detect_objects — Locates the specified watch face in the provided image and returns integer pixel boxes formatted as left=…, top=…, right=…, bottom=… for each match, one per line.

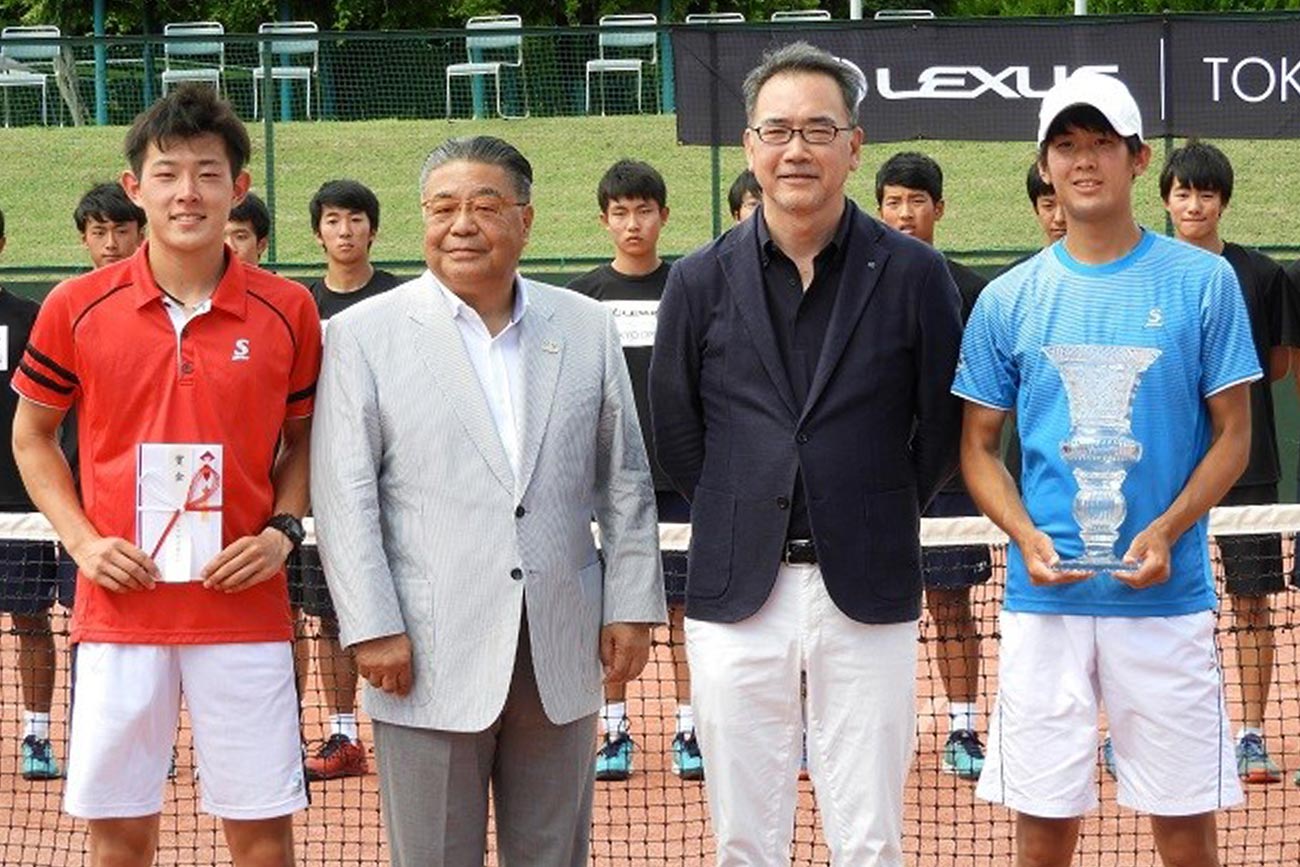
left=271, top=514, right=305, bottom=545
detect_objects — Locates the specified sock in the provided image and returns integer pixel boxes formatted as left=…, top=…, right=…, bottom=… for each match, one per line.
left=948, top=702, right=977, bottom=734
left=24, top=711, right=50, bottom=741
left=1238, top=726, right=1263, bottom=743
left=676, top=704, right=695, bottom=735
left=601, top=702, right=627, bottom=736
left=330, top=713, right=359, bottom=742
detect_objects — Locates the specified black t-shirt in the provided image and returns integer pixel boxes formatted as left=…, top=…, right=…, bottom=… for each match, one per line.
left=568, top=262, right=673, bottom=493
left=945, top=255, right=988, bottom=324
left=1221, top=243, right=1296, bottom=491
left=309, top=269, right=403, bottom=321
left=0, top=289, right=40, bottom=510
left=935, top=256, right=988, bottom=502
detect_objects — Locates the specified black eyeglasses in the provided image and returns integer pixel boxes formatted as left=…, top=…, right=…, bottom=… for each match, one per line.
left=748, top=124, right=854, bottom=145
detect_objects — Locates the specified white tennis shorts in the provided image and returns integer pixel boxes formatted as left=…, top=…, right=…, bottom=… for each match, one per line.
left=64, top=641, right=307, bottom=820
left=976, top=609, right=1243, bottom=818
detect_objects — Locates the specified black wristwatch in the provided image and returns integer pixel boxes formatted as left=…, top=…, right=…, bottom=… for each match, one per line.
left=265, top=513, right=306, bottom=553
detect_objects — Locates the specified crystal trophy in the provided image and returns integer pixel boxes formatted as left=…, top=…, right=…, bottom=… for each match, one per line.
left=1042, top=344, right=1161, bottom=572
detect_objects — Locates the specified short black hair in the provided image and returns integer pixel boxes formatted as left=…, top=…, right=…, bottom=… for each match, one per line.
left=74, top=182, right=147, bottom=233
left=875, top=151, right=943, bottom=206
left=1159, top=139, right=1233, bottom=205
left=229, top=191, right=271, bottom=240
left=310, top=179, right=381, bottom=234
left=1038, top=105, right=1142, bottom=162
left=597, top=159, right=667, bottom=212
left=124, top=83, right=250, bottom=177
left=1026, top=162, right=1055, bottom=205
left=727, top=170, right=762, bottom=217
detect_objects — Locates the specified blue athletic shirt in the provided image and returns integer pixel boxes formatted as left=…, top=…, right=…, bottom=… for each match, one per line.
left=952, top=230, right=1261, bottom=616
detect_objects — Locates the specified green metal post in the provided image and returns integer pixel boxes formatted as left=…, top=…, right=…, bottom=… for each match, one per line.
left=659, top=0, right=674, bottom=113
left=263, top=41, right=277, bottom=264
left=278, top=0, right=293, bottom=122
left=711, top=144, right=722, bottom=237
left=1162, top=134, right=1174, bottom=237
left=93, top=0, right=108, bottom=125
left=141, top=1, right=156, bottom=106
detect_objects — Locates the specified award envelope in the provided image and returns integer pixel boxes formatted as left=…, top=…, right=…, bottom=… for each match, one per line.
left=136, top=443, right=223, bottom=583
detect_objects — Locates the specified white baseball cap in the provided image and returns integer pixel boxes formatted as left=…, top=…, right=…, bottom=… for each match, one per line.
left=1036, top=70, right=1143, bottom=146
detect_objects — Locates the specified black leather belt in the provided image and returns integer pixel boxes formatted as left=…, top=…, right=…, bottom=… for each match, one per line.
left=783, top=538, right=818, bottom=565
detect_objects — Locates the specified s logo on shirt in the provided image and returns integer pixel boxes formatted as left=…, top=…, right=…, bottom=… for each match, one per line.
left=231, top=338, right=251, bottom=362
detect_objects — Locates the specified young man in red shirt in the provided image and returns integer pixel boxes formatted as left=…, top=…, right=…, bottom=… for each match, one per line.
left=12, top=83, right=320, bottom=867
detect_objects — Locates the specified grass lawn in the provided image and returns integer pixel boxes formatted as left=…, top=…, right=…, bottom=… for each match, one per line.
left=1, top=114, right=1298, bottom=276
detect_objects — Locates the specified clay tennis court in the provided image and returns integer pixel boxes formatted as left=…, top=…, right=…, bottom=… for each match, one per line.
left=1, top=540, right=1298, bottom=866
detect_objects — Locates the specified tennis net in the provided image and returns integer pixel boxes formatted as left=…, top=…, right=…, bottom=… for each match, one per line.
left=0, top=505, right=1297, bottom=865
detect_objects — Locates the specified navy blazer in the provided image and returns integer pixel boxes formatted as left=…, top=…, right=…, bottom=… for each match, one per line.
left=649, top=203, right=964, bottom=625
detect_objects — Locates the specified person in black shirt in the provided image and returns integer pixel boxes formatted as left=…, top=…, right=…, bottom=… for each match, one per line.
left=570, top=159, right=704, bottom=781
left=728, top=169, right=762, bottom=223
left=74, top=182, right=145, bottom=270
left=224, top=191, right=270, bottom=267
left=994, top=164, right=1068, bottom=280
left=1161, top=140, right=1298, bottom=785
left=0, top=210, right=63, bottom=779
left=875, top=151, right=991, bottom=781
left=1026, top=162, right=1066, bottom=248
left=303, top=179, right=402, bottom=781
left=308, top=179, right=403, bottom=322
left=223, top=190, right=325, bottom=710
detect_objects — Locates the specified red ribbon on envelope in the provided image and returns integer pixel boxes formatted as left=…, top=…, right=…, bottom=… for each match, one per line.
left=148, top=463, right=222, bottom=561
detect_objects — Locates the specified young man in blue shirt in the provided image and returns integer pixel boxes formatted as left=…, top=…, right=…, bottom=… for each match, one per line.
left=955, top=71, right=1255, bottom=867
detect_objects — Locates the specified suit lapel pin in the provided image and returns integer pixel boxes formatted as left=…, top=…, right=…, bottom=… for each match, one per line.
left=542, top=340, right=561, bottom=354
left=867, top=261, right=876, bottom=269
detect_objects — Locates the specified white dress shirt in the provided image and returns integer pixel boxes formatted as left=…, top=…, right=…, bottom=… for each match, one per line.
left=433, top=271, right=528, bottom=480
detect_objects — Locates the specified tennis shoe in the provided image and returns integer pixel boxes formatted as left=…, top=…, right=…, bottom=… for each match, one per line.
left=1236, top=733, right=1282, bottom=784
left=595, top=732, right=635, bottom=781
left=941, top=729, right=984, bottom=780
left=21, top=735, right=61, bottom=780
left=671, top=730, right=704, bottom=781
left=305, top=733, right=370, bottom=781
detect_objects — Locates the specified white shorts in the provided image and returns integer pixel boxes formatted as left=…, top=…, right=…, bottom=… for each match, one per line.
left=64, top=641, right=308, bottom=820
left=976, top=610, right=1242, bottom=818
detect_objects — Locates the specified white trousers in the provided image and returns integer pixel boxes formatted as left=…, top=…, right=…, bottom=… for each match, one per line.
left=686, top=563, right=918, bottom=867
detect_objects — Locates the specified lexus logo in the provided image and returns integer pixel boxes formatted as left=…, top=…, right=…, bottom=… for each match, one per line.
left=873, top=64, right=1120, bottom=100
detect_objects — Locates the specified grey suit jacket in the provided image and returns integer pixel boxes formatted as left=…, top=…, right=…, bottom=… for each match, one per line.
left=311, top=271, right=665, bottom=731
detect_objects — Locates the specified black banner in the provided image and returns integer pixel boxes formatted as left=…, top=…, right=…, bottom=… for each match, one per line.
left=672, top=15, right=1300, bottom=144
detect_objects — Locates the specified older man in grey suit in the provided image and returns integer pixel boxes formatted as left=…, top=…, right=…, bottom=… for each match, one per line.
left=311, top=135, right=666, bottom=867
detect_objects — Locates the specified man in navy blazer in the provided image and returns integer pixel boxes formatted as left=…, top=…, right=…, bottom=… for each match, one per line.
left=650, top=41, right=963, bottom=867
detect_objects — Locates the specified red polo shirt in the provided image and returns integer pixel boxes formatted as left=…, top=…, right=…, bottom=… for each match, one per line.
left=13, top=244, right=321, bottom=644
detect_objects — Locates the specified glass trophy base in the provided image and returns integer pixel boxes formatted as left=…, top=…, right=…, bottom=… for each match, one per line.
left=1052, top=556, right=1136, bottom=573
